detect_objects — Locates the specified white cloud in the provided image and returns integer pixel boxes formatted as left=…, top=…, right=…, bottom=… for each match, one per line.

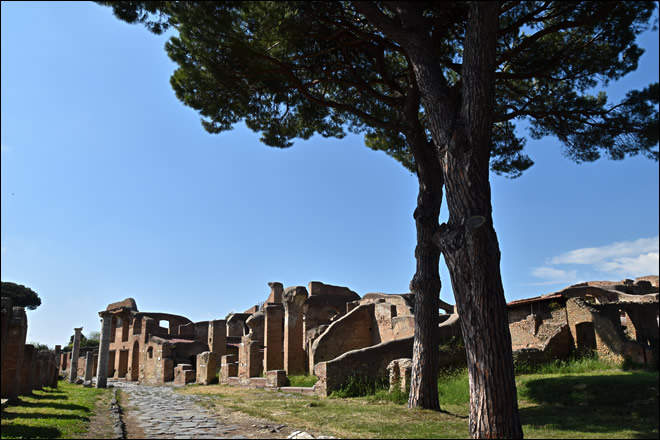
left=529, top=267, right=578, bottom=285
left=550, top=236, right=659, bottom=265
left=598, top=252, right=659, bottom=275
left=531, top=236, right=659, bottom=284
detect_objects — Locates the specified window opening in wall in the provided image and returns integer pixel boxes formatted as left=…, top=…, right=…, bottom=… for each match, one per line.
left=159, top=320, right=170, bottom=333
left=147, top=347, right=153, bottom=359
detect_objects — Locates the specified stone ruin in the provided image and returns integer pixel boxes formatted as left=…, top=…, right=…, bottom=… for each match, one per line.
left=59, top=298, right=228, bottom=388
left=218, top=281, right=461, bottom=395
left=508, top=275, right=659, bottom=367
left=9, top=273, right=650, bottom=398
left=1, top=298, right=59, bottom=401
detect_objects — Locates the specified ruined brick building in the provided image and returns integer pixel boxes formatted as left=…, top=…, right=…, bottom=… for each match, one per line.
left=75, top=298, right=227, bottom=387
left=54, top=275, right=657, bottom=396
left=508, top=276, right=659, bottom=367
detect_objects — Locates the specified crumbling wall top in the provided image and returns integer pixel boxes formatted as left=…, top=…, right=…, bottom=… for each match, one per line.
left=308, top=282, right=360, bottom=300
left=105, top=298, right=138, bottom=312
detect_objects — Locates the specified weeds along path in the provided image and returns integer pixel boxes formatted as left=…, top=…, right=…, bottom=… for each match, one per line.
left=111, top=380, right=298, bottom=439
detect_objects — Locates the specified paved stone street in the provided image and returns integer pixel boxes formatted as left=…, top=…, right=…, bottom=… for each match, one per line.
left=111, top=380, right=246, bottom=439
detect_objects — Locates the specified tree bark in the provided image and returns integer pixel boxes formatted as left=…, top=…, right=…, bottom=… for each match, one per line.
left=403, top=88, right=444, bottom=409
left=438, top=3, right=523, bottom=437
left=355, top=2, right=523, bottom=434
left=388, top=2, right=523, bottom=437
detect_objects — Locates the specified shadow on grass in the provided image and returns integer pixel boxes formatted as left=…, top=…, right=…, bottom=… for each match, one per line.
left=25, top=393, right=68, bottom=400
left=519, top=372, right=659, bottom=438
left=0, top=424, right=61, bottom=439
left=2, top=411, right=90, bottom=421
left=12, top=398, right=90, bottom=412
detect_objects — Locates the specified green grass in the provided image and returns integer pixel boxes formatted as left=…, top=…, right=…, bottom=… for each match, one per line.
left=179, top=358, right=659, bottom=439
left=514, top=354, right=618, bottom=375
left=1, top=380, right=111, bottom=439
left=518, top=370, right=659, bottom=439
left=286, top=374, right=318, bottom=387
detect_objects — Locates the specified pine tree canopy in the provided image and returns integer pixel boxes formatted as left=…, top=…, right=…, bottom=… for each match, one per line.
left=98, top=1, right=658, bottom=178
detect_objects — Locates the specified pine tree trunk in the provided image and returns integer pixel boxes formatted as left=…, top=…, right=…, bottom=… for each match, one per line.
left=357, top=1, right=523, bottom=433
left=439, top=142, right=523, bottom=438
left=391, top=2, right=523, bottom=436
left=406, top=130, right=443, bottom=410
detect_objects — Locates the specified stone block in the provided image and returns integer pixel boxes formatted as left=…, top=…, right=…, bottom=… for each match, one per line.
left=266, top=370, right=287, bottom=388
left=387, top=358, right=412, bottom=393
left=221, top=354, right=238, bottom=382
left=174, top=364, right=195, bottom=385
left=196, top=351, right=218, bottom=385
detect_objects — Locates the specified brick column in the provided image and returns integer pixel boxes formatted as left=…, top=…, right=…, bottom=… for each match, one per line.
left=84, top=351, right=94, bottom=381
left=54, top=345, right=61, bottom=381
left=208, top=319, right=227, bottom=359
left=1, top=305, right=27, bottom=400
left=264, top=303, right=284, bottom=372
left=96, top=313, right=112, bottom=388
left=283, top=286, right=308, bottom=374
left=18, top=344, right=36, bottom=395
left=68, top=327, right=83, bottom=383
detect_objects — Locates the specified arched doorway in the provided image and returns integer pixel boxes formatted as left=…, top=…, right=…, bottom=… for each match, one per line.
left=130, top=341, right=140, bottom=381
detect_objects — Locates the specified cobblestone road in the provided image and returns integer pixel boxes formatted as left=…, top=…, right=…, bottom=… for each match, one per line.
left=111, top=380, right=246, bottom=439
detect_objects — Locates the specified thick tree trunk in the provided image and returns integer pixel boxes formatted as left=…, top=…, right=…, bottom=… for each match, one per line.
left=356, top=2, right=523, bottom=433
left=387, top=2, right=522, bottom=437
left=439, top=141, right=523, bottom=438
left=405, top=121, right=443, bottom=410
left=437, top=3, right=523, bottom=437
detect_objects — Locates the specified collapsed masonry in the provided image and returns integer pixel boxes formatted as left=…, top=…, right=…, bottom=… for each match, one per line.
left=1, top=298, right=59, bottom=400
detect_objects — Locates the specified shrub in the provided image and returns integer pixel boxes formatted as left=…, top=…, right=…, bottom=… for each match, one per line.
left=330, top=375, right=389, bottom=398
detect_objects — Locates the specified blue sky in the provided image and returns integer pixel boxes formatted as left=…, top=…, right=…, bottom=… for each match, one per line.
left=1, top=2, right=658, bottom=349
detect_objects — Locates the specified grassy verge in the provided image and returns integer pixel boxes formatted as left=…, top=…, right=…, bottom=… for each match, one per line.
left=178, top=360, right=658, bottom=439
left=286, top=374, right=318, bottom=387
left=1, top=380, right=111, bottom=439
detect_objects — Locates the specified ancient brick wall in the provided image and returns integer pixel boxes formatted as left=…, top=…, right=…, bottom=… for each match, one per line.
left=314, top=337, right=414, bottom=396
left=565, top=297, right=656, bottom=365
left=310, top=304, right=376, bottom=369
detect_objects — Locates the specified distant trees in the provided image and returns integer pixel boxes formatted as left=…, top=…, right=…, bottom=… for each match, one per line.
left=1, top=281, right=42, bottom=310
left=66, top=331, right=101, bottom=350
left=29, top=341, right=51, bottom=352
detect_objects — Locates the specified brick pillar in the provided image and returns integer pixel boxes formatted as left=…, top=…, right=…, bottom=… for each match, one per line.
left=50, top=345, right=62, bottom=388
left=208, top=319, right=227, bottom=360
left=84, top=351, right=94, bottom=381
left=34, top=353, right=44, bottom=390
left=264, top=303, right=284, bottom=372
left=196, top=351, right=218, bottom=385
left=19, top=344, right=36, bottom=395
left=96, top=313, right=112, bottom=388
left=267, top=282, right=284, bottom=304
left=283, top=286, right=308, bottom=374
left=39, top=350, right=53, bottom=388
left=68, top=327, right=83, bottom=383
left=238, top=335, right=262, bottom=379
left=1, top=305, right=27, bottom=400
